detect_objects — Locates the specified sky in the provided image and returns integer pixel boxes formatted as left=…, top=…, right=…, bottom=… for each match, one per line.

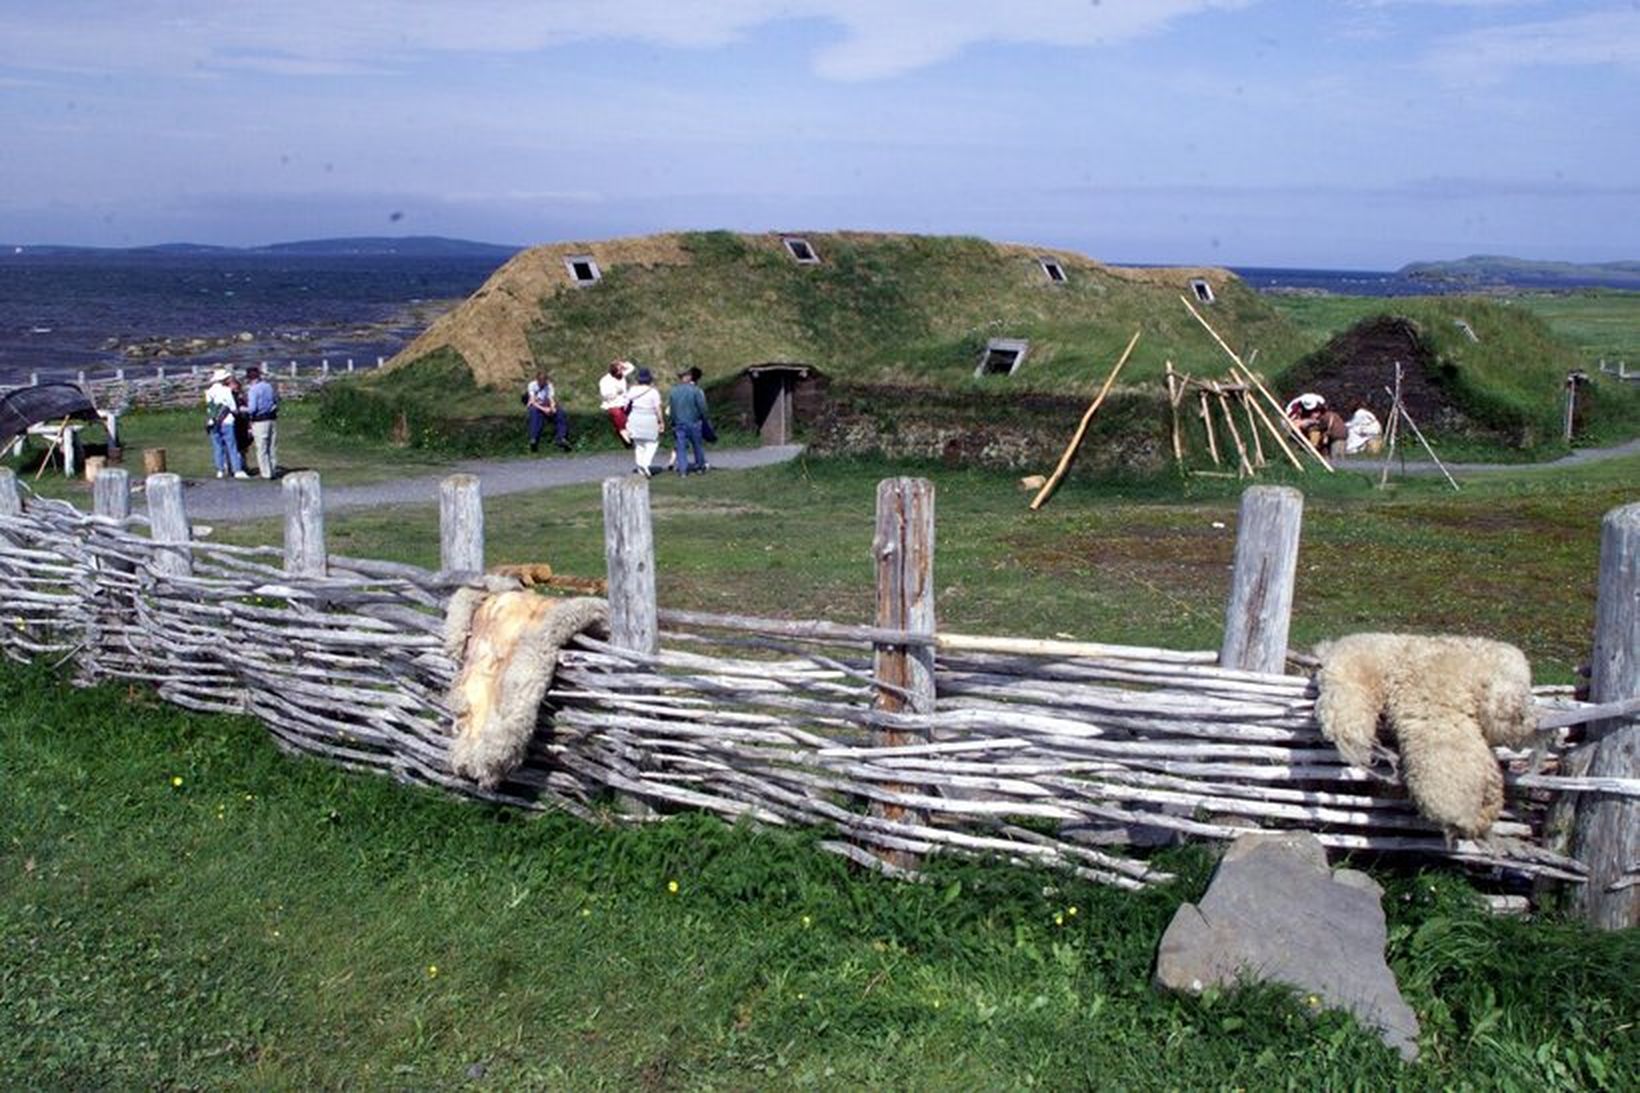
left=0, top=0, right=1636, bottom=268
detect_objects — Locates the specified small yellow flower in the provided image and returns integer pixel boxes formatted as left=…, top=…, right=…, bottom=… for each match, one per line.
left=170, top=776, right=183, bottom=788
left=667, top=880, right=679, bottom=894
left=581, top=908, right=591, bottom=917
left=801, top=915, right=812, bottom=928
left=1053, top=912, right=1064, bottom=926
left=427, top=964, right=439, bottom=978
left=1067, top=906, right=1078, bottom=917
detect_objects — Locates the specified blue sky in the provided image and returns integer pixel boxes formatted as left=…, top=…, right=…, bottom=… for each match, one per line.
left=1, top=0, right=1636, bottom=267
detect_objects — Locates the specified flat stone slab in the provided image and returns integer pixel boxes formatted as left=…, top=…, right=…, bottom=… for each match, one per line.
left=1154, top=831, right=1420, bottom=1061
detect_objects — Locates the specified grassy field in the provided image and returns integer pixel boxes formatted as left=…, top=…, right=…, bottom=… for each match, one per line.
left=204, top=449, right=1640, bottom=685
left=4, top=664, right=1636, bottom=1089
left=3, top=445, right=1638, bottom=1087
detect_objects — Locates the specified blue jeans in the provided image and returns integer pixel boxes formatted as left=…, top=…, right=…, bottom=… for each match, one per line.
left=673, top=420, right=705, bottom=475
left=208, top=422, right=244, bottom=475
left=528, top=406, right=568, bottom=447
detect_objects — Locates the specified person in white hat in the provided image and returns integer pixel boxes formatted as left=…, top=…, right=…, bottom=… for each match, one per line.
left=204, top=366, right=249, bottom=479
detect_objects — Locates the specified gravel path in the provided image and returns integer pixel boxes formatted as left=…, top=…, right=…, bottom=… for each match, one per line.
left=154, top=444, right=805, bottom=523
left=1332, top=436, right=1640, bottom=478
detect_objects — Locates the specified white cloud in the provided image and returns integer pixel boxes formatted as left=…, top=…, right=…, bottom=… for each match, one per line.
left=0, top=0, right=1255, bottom=82
left=1422, top=8, right=1640, bottom=84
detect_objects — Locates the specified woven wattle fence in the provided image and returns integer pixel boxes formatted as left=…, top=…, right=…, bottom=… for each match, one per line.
left=1, top=467, right=1636, bottom=915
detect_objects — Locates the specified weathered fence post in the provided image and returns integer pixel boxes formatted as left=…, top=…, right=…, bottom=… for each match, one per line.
left=602, top=475, right=658, bottom=816
left=282, top=471, right=326, bottom=577
left=0, top=467, right=19, bottom=517
left=1570, top=502, right=1640, bottom=929
left=93, top=467, right=130, bottom=522
left=602, top=476, right=657, bottom=655
left=871, top=477, right=936, bottom=870
left=145, top=472, right=192, bottom=577
left=1219, top=486, right=1304, bottom=674
left=93, top=468, right=132, bottom=574
left=439, top=475, right=484, bottom=576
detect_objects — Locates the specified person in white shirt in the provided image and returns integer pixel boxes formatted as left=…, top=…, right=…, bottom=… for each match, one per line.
left=599, top=359, right=635, bottom=446
left=623, top=367, right=664, bottom=476
left=1344, top=403, right=1384, bottom=455
left=203, top=366, right=249, bottom=479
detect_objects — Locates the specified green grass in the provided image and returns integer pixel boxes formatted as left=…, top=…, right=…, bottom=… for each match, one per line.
left=203, top=450, right=1640, bottom=685
left=4, top=664, right=1636, bottom=1088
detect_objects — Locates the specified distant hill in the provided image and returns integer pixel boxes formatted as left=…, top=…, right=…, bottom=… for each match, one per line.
left=1399, top=255, right=1640, bottom=287
left=4, top=236, right=520, bottom=259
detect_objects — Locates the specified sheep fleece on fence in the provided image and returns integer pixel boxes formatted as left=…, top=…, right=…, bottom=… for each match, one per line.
left=1313, top=633, right=1537, bottom=838
left=444, top=590, right=609, bottom=788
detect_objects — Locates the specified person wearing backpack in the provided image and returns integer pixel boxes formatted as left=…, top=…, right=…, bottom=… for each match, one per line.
left=525, top=370, right=570, bottom=453
left=204, top=366, right=249, bottom=479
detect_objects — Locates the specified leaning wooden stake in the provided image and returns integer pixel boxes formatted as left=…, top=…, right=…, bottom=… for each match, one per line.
left=1198, top=391, right=1221, bottom=466
left=1030, top=329, right=1141, bottom=510
left=873, top=477, right=936, bottom=871
left=1384, top=387, right=1460, bottom=492
left=1214, top=384, right=1255, bottom=478
left=1219, top=486, right=1304, bottom=674
left=1238, top=379, right=1306, bottom=472
left=1570, top=502, right=1640, bottom=929
left=1379, top=362, right=1404, bottom=489
left=1164, top=361, right=1185, bottom=468
left=1240, top=391, right=1266, bottom=467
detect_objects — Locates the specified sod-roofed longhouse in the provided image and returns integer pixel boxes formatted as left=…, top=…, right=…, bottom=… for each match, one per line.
left=383, top=230, right=1303, bottom=401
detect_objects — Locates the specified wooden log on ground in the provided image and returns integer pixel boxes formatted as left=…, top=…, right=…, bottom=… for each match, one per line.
left=145, top=472, right=192, bottom=578
left=282, top=471, right=327, bottom=577
left=1571, top=502, right=1640, bottom=928
left=873, top=477, right=936, bottom=869
left=439, top=474, right=484, bottom=576
left=1219, top=486, right=1303, bottom=674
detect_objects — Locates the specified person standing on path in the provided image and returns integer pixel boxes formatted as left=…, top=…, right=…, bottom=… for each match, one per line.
left=526, top=370, right=570, bottom=452
left=668, top=366, right=709, bottom=476
left=204, top=366, right=249, bottom=479
left=244, top=366, right=280, bottom=478
left=599, top=359, right=635, bottom=446
left=624, top=367, right=664, bottom=476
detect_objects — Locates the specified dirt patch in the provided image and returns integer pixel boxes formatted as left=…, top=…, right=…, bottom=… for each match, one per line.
left=1282, top=316, right=1469, bottom=431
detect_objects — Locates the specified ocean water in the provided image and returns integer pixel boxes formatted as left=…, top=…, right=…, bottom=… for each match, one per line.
left=0, top=252, right=507, bottom=385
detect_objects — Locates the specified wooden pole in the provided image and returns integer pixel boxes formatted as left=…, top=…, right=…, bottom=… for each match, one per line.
left=1219, top=486, right=1304, bottom=674
left=1391, top=398, right=1460, bottom=492
left=1198, top=391, right=1221, bottom=466
left=1214, top=385, right=1255, bottom=478
left=1563, top=375, right=1577, bottom=443
left=32, top=417, right=72, bottom=481
left=93, top=467, right=130, bottom=523
left=1570, top=503, right=1640, bottom=929
left=1164, top=361, right=1185, bottom=468
left=1178, top=294, right=1332, bottom=471
left=145, top=472, right=192, bottom=578
left=282, top=471, right=327, bottom=577
left=603, top=476, right=657, bottom=656
left=1379, top=362, right=1403, bottom=489
left=873, top=477, right=936, bottom=871
left=439, top=474, right=485, bottom=576
left=92, top=468, right=133, bottom=575
left=1241, top=390, right=1266, bottom=467
left=1029, top=329, right=1141, bottom=510
left=1238, top=380, right=1306, bottom=472
left=0, top=467, right=19, bottom=518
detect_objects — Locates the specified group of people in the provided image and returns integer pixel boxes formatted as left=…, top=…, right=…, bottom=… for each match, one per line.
left=203, top=365, right=279, bottom=480
left=590, top=359, right=715, bottom=477
left=1284, top=392, right=1382, bottom=457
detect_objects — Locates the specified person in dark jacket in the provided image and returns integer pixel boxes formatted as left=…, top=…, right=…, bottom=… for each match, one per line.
left=667, top=367, right=708, bottom=476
